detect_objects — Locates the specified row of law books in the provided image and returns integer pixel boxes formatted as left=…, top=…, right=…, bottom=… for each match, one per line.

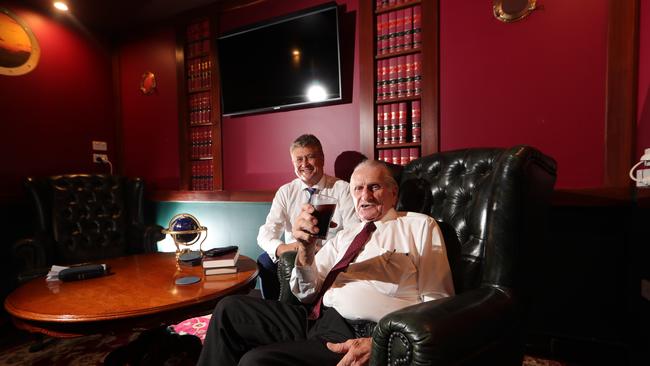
left=202, top=246, right=240, bottom=275
left=186, top=39, right=210, bottom=59
left=190, top=126, right=213, bottom=159
left=189, top=92, right=211, bottom=125
left=191, top=160, right=214, bottom=191
left=375, top=0, right=413, bottom=10
left=187, top=57, right=212, bottom=92
left=376, top=5, right=422, bottom=55
left=376, top=101, right=421, bottom=145
left=186, top=19, right=210, bottom=42
left=376, top=54, right=421, bottom=101
left=379, top=148, right=420, bottom=166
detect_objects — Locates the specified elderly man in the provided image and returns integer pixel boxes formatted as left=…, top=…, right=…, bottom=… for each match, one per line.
left=256, top=134, right=357, bottom=299
left=198, top=160, right=454, bottom=366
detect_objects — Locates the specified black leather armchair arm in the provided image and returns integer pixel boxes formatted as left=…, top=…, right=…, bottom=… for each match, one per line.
left=11, top=237, right=49, bottom=283
left=277, top=250, right=302, bottom=306
left=371, top=287, right=521, bottom=366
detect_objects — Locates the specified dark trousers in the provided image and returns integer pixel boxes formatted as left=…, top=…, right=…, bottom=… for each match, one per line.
left=257, top=252, right=279, bottom=300
left=196, top=295, right=356, bottom=366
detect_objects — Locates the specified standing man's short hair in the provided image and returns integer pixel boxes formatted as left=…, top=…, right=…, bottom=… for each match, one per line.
left=290, top=134, right=323, bottom=154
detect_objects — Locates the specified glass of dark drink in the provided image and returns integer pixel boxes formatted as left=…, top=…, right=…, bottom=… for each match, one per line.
left=310, top=193, right=338, bottom=239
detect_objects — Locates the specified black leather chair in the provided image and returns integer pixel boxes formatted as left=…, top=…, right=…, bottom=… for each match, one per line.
left=11, top=174, right=164, bottom=283
left=278, top=145, right=557, bottom=365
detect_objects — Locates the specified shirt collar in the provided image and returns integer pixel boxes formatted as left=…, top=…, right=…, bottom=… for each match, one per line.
left=363, top=208, right=398, bottom=229
left=298, top=174, right=327, bottom=191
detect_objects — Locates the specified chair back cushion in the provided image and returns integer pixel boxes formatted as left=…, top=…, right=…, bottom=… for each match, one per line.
left=396, top=146, right=556, bottom=294
left=26, top=174, right=145, bottom=264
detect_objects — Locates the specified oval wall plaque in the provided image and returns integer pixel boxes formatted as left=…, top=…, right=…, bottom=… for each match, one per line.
left=0, top=7, right=40, bottom=76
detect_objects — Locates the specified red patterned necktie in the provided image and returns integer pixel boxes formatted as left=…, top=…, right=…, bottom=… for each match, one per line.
left=308, top=221, right=377, bottom=320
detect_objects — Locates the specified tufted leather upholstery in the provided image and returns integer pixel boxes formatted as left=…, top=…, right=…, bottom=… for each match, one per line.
left=12, top=174, right=164, bottom=283
left=277, top=146, right=557, bottom=365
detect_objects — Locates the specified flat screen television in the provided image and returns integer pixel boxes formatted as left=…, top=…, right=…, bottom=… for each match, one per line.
left=217, top=3, right=342, bottom=116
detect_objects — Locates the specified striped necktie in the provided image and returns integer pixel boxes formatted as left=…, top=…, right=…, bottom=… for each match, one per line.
left=308, top=221, right=377, bottom=320
left=306, top=187, right=317, bottom=202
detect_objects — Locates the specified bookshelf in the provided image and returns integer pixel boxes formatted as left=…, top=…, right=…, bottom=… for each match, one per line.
left=360, top=0, right=439, bottom=163
left=178, top=17, right=223, bottom=191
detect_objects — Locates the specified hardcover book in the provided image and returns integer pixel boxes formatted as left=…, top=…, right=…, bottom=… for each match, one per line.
left=202, top=248, right=240, bottom=268
left=204, top=266, right=238, bottom=275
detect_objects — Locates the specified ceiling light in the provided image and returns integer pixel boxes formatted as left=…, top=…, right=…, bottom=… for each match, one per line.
left=53, top=2, right=69, bottom=12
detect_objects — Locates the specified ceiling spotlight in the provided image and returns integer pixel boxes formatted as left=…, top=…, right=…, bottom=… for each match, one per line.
left=53, top=2, right=69, bottom=12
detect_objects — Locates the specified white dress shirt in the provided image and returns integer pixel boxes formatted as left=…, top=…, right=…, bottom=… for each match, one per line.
left=257, top=174, right=359, bottom=262
left=290, top=208, right=455, bottom=322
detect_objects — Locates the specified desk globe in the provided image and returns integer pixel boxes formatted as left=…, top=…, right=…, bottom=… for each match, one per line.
left=162, top=213, right=207, bottom=263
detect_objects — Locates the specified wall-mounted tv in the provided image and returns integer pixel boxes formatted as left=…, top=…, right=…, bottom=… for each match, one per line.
left=217, top=3, right=342, bottom=116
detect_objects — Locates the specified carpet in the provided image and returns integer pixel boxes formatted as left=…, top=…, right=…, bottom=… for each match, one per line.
left=0, top=316, right=567, bottom=365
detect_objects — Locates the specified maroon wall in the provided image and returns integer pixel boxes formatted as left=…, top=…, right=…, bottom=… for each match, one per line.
left=117, top=29, right=181, bottom=191
left=638, top=0, right=650, bottom=160
left=440, top=0, right=608, bottom=188
left=218, top=0, right=361, bottom=190
left=0, top=5, right=116, bottom=200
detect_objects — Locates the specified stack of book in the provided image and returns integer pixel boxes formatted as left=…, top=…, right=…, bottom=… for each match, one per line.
left=202, top=246, right=239, bottom=275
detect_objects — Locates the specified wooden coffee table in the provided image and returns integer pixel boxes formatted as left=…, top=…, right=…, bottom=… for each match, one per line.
left=4, top=252, right=258, bottom=337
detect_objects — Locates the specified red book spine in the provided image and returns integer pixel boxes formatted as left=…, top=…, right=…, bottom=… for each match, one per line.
left=388, top=57, right=397, bottom=100
left=397, top=56, right=406, bottom=98
left=390, top=103, right=398, bottom=144
left=413, top=53, right=422, bottom=96
left=392, top=149, right=400, bottom=165
left=400, top=148, right=409, bottom=166
left=405, top=54, right=414, bottom=97
left=413, top=5, right=422, bottom=49
left=378, top=149, right=385, bottom=162
left=395, top=9, right=404, bottom=53
left=376, top=61, right=382, bottom=101
left=384, top=149, right=392, bottom=163
left=398, top=102, right=407, bottom=144
left=411, top=100, right=421, bottom=143
left=409, top=148, right=419, bottom=162
left=382, top=104, right=390, bottom=145
left=387, top=11, right=396, bottom=54
left=380, top=14, right=389, bottom=55
left=376, top=14, right=382, bottom=55
left=403, top=7, right=413, bottom=50
left=376, top=105, right=384, bottom=146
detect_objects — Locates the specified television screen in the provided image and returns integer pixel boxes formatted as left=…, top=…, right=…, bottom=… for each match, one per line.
left=217, top=3, right=342, bottom=116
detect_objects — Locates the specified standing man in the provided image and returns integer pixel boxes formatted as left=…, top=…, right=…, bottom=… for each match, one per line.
left=197, top=160, right=454, bottom=366
left=256, top=134, right=358, bottom=299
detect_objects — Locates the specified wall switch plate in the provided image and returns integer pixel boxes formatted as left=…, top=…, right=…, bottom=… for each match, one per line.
left=93, top=153, right=108, bottom=163
left=636, top=169, right=650, bottom=187
left=92, top=141, right=107, bottom=151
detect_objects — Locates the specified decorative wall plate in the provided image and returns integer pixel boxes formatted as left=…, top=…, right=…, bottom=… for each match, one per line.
left=493, top=0, right=537, bottom=23
left=140, top=71, right=157, bottom=94
left=0, top=7, right=40, bottom=76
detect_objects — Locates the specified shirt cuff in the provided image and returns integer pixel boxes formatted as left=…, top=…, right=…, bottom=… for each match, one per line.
left=265, top=239, right=284, bottom=262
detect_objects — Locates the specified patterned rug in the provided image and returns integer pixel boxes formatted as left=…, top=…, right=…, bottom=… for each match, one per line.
left=0, top=315, right=567, bottom=365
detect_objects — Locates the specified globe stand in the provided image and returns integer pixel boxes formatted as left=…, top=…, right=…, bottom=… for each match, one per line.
left=161, top=213, right=208, bottom=265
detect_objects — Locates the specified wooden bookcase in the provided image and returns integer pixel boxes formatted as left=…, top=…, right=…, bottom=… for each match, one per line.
left=360, top=0, right=439, bottom=162
left=177, top=17, right=223, bottom=191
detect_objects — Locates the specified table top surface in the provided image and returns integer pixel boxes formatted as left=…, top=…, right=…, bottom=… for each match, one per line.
left=4, top=252, right=258, bottom=326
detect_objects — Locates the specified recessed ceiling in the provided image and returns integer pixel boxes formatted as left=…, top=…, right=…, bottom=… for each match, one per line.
left=18, top=0, right=224, bottom=37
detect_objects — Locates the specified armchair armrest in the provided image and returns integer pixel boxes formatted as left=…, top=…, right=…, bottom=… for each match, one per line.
left=370, top=287, right=523, bottom=366
left=277, top=250, right=302, bottom=305
left=12, top=237, right=50, bottom=283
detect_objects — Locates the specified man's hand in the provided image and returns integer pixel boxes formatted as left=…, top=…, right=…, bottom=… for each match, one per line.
left=326, top=337, right=372, bottom=366
left=275, top=242, right=298, bottom=257
left=291, top=204, right=319, bottom=265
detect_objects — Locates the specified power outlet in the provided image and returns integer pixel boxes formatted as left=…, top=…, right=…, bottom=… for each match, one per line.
left=93, top=153, right=108, bottom=163
left=92, top=141, right=107, bottom=151
left=637, top=169, right=650, bottom=188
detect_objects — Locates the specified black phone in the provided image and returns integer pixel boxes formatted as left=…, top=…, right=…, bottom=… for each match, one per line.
left=203, top=245, right=238, bottom=257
